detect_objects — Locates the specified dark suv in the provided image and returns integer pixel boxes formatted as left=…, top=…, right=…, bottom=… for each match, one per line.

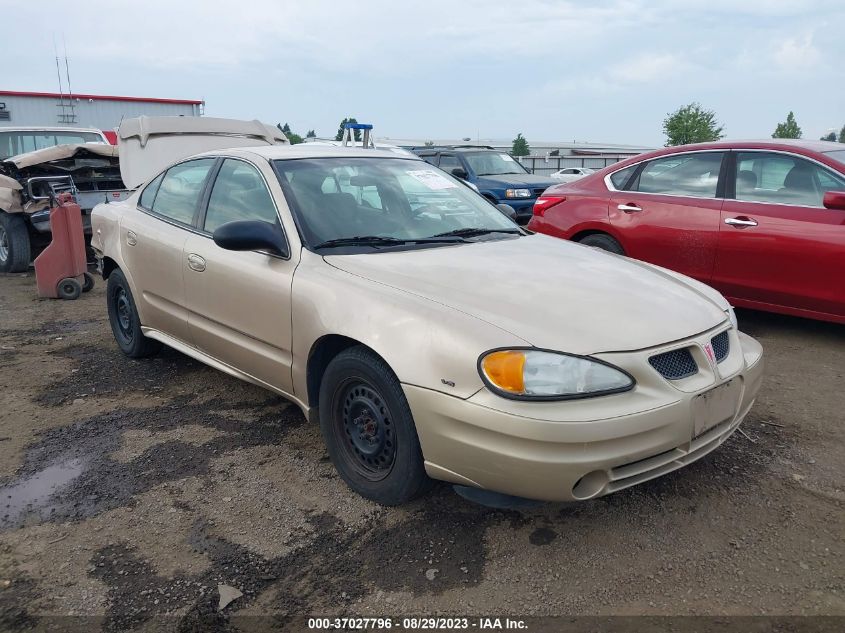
left=411, top=146, right=557, bottom=223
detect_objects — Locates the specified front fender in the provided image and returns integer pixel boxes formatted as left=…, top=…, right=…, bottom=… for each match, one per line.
left=290, top=251, right=527, bottom=404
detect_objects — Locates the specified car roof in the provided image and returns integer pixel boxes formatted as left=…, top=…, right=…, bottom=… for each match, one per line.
left=217, top=144, right=425, bottom=162
left=413, top=146, right=498, bottom=153
left=647, top=138, right=841, bottom=155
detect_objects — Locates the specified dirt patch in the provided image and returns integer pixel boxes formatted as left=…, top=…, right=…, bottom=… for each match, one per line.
left=0, top=274, right=843, bottom=628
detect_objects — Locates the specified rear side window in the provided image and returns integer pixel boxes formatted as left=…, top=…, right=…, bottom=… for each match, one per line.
left=438, top=154, right=461, bottom=174
left=609, top=165, right=636, bottom=189
left=151, top=158, right=216, bottom=225
left=204, top=159, right=278, bottom=233
left=635, top=153, right=724, bottom=198
left=139, top=173, right=164, bottom=209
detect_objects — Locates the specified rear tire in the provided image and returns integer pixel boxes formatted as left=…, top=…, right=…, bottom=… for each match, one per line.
left=0, top=212, right=32, bottom=273
left=106, top=268, right=161, bottom=358
left=318, top=346, right=432, bottom=505
left=579, top=233, right=625, bottom=255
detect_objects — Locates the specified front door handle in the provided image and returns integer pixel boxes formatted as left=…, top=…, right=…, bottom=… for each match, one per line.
left=187, top=253, right=206, bottom=272
left=724, top=216, right=758, bottom=228
left=617, top=203, right=642, bottom=213
left=126, top=230, right=137, bottom=246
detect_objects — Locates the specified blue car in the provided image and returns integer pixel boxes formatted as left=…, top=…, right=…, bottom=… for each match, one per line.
left=411, top=146, right=557, bottom=223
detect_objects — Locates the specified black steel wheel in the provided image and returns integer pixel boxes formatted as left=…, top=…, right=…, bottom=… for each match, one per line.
left=319, top=346, right=432, bottom=505
left=106, top=268, right=161, bottom=358
left=336, top=380, right=396, bottom=481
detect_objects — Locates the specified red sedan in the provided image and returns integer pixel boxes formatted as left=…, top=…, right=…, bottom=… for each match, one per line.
left=528, top=140, right=845, bottom=324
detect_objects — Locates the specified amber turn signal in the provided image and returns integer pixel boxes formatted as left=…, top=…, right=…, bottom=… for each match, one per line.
left=481, top=350, right=526, bottom=394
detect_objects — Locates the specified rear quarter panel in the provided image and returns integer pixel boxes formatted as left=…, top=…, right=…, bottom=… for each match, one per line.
left=528, top=180, right=613, bottom=240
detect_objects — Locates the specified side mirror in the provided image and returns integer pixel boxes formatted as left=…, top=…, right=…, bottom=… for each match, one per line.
left=496, top=203, right=517, bottom=221
left=823, top=191, right=845, bottom=211
left=213, top=220, right=289, bottom=258
left=451, top=167, right=468, bottom=180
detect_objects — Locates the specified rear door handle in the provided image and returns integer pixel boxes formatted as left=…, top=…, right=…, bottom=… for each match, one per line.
left=617, top=203, right=642, bottom=213
left=187, top=253, right=206, bottom=272
left=724, top=217, right=758, bottom=228
left=126, top=230, right=137, bottom=246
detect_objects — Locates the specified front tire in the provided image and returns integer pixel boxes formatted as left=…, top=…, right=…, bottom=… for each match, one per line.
left=106, top=268, right=161, bottom=358
left=579, top=233, right=625, bottom=255
left=318, top=346, right=431, bottom=505
left=0, top=212, right=32, bottom=273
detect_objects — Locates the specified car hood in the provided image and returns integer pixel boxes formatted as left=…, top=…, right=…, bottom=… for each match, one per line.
left=475, top=173, right=557, bottom=190
left=2, top=143, right=118, bottom=169
left=324, top=234, right=728, bottom=355
left=117, top=116, right=288, bottom=189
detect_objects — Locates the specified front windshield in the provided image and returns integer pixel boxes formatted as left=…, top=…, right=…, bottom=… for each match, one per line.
left=463, top=152, right=528, bottom=176
left=273, top=157, right=519, bottom=249
left=824, top=150, right=845, bottom=168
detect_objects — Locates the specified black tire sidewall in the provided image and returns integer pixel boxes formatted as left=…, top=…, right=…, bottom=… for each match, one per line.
left=106, top=269, right=159, bottom=358
left=318, top=347, right=429, bottom=505
left=0, top=212, right=32, bottom=273
left=580, top=233, right=624, bottom=255
left=57, top=278, right=81, bottom=300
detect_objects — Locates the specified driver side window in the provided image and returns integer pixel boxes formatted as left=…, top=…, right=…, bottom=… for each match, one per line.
left=203, top=159, right=278, bottom=233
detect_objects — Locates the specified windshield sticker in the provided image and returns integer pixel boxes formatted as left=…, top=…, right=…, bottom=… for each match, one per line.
left=406, top=169, right=458, bottom=190
left=500, top=154, right=515, bottom=162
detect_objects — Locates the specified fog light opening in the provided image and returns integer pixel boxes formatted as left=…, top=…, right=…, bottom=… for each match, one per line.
left=572, top=470, right=609, bottom=500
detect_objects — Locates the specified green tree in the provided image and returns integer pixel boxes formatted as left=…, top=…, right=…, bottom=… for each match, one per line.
left=335, top=117, right=361, bottom=142
left=839, top=125, right=845, bottom=143
left=511, top=133, right=530, bottom=157
left=278, top=123, right=303, bottom=144
left=772, top=111, right=802, bottom=139
left=662, top=103, right=724, bottom=146
left=424, top=140, right=434, bottom=146
left=821, top=131, right=837, bottom=142
left=306, top=129, right=316, bottom=138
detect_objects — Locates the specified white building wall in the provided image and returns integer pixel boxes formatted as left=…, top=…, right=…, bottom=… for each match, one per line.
left=0, top=94, right=200, bottom=131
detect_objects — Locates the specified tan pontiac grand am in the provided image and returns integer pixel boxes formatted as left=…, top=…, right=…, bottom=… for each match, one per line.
left=92, top=118, right=764, bottom=506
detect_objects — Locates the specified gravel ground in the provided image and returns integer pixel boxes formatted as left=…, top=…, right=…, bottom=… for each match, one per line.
left=0, top=270, right=843, bottom=631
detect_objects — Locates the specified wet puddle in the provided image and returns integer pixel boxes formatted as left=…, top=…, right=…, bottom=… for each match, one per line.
left=0, top=458, right=86, bottom=528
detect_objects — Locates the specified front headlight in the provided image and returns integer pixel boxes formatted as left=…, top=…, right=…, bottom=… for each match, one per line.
left=505, top=188, right=531, bottom=198
left=726, top=306, right=738, bottom=330
left=479, top=349, right=634, bottom=400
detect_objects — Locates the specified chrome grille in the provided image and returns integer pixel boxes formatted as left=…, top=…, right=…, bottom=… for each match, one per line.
left=711, top=331, right=729, bottom=363
left=648, top=348, right=698, bottom=380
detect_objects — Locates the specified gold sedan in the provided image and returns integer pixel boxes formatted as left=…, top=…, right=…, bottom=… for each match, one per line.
left=92, top=141, right=763, bottom=505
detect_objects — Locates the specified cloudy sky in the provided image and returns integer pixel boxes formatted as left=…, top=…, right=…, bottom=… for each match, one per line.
left=2, top=0, right=843, bottom=146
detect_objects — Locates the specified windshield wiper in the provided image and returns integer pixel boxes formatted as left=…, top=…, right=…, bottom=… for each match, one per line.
left=430, top=227, right=522, bottom=239
left=314, top=235, right=467, bottom=249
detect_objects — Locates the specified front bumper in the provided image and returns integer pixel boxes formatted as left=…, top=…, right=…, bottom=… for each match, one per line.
left=405, top=328, right=764, bottom=502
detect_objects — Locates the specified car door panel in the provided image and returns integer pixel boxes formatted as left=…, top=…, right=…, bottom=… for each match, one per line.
left=183, top=158, right=298, bottom=394
left=182, top=238, right=298, bottom=392
left=608, top=152, right=726, bottom=283
left=120, top=158, right=216, bottom=343
left=120, top=210, right=191, bottom=341
left=713, top=151, right=845, bottom=318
